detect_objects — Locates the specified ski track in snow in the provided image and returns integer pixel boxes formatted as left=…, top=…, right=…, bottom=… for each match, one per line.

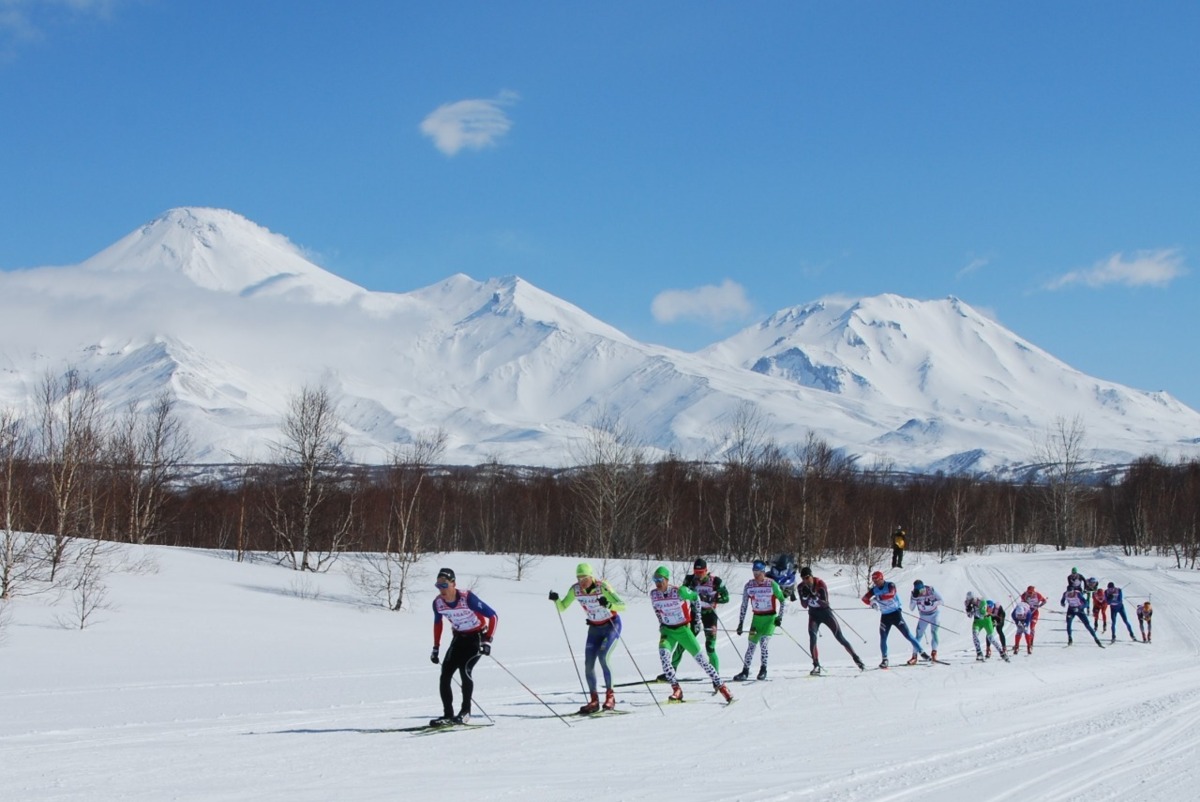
left=1, top=546, right=1196, bottom=801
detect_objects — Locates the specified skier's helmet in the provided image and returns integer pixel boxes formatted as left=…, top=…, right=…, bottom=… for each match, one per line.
left=752, top=560, right=767, bottom=573
left=1107, top=582, right=1115, bottom=589
left=870, top=570, right=884, bottom=584
left=913, top=580, right=925, bottom=593
left=1027, top=585, right=1036, bottom=593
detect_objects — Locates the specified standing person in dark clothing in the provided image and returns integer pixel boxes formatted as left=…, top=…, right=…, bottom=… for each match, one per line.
left=429, top=567, right=498, bottom=727
left=987, top=600, right=1008, bottom=657
left=891, top=527, right=907, bottom=568
left=1103, top=582, right=1138, bottom=643
left=798, top=566, right=864, bottom=674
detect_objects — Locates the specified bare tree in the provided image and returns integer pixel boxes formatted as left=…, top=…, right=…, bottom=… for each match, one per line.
left=264, top=385, right=357, bottom=572
left=569, top=409, right=652, bottom=569
left=109, top=393, right=192, bottom=543
left=1035, top=415, right=1089, bottom=551
left=58, top=539, right=115, bottom=630
left=1, top=410, right=46, bottom=599
left=355, top=429, right=447, bottom=610
left=36, top=369, right=105, bottom=580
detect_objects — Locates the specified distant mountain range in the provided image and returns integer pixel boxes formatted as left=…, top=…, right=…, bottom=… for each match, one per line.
left=1, top=207, right=1197, bottom=474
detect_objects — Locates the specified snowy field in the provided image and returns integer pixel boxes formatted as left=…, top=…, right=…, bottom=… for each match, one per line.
left=1, top=543, right=1195, bottom=802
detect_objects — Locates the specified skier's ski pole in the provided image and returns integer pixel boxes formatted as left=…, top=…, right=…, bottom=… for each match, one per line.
left=553, top=604, right=588, bottom=696
left=486, top=654, right=573, bottom=727
left=832, top=609, right=867, bottom=644
left=902, top=608, right=960, bottom=636
left=617, top=636, right=666, bottom=717
left=454, top=675, right=493, bottom=723
left=715, top=611, right=743, bottom=655
left=776, top=623, right=811, bottom=659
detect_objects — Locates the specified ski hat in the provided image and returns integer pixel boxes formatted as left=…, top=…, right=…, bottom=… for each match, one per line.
left=576, top=562, right=594, bottom=577
left=800, top=566, right=813, bottom=578
left=966, top=590, right=977, bottom=601
left=693, top=558, right=707, bottom=570
left=436, top=567, right=455, bottom=582
left=1072, top=566, right=1078, bottom=573
left=870, top=570, right=884, bottom=583
left=752, top=560, right=767, bottom=572
left=1107, top=581, right=1115, bottom=589
left=653, top=565, right=670, bottom=581
left=913, top=580, right=925, bottom=592
left=1027, top=585, right=1036, bottom=593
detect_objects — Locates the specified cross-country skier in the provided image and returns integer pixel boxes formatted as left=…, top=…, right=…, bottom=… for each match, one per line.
left=1103, top=582, right=1138, bottom=643
left=665, top=558, right=729, bottom=674
left=549, top=562, right=626, bottom=713
left=1061, top=586, right=1104, bottom=647
left=430, top=567, right=498, bottom=727
left=909, top=579, right=943, bottom=661
left=964, top=591, right=1009, bottom=662
left=734, top=560, right=786, bottom=680
left=988, top=600, right=1008, bottom=657
left=1021, top=585, right=1048, bottom=647
left=798, top=566, right=864, bottom=674
left=1083, top=576, right=1100, bottom=615
left=1010, top=599, right=1034, bottom=655
left=1066, top=567, right=1086, bottom=595
left=862, top=570, right=929, bottom=668
left=650, top=566, right=733, bottom=703
left=767, top=553, right=798, bottom=601
left=1136, top=601, right=1153, bottom=642
left=1091, top=586, right=1109, bottom=633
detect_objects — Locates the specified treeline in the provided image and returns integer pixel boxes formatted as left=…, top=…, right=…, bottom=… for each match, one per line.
left=3, top=377, right=1200, bottom=606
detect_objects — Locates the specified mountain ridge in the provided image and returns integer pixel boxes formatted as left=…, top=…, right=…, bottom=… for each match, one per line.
left=1, top=207, right=1197, bottom=474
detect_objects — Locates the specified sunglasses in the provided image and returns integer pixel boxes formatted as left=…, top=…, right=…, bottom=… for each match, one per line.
left=435, top=581, right=450, bottom=589
left=652, top=576, right=667, bottom=583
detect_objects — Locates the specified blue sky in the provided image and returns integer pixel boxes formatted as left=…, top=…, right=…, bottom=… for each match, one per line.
left=3, top=2, right=1199, bottom=409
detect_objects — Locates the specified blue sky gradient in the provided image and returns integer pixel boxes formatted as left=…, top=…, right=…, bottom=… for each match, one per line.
left=3, top=2, right=1198, bottom=408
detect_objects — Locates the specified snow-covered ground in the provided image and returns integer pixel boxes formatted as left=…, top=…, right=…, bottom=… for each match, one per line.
left=1, top=544, right=1194, bottom=801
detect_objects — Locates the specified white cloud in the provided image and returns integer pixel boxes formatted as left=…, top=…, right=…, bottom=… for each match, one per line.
left=651, top=279, right=753, bottom=324
left=956, top=255, right=991, bottom=280
left=1046, top=248, right=1187, bottom=290
left=419, top=90, right=519, bottom=157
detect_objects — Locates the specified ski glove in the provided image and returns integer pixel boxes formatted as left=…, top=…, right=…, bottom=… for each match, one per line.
left=430, top=646, right=439, bottom=664
left=737, top=623, right=744, bottom=636
left=597, top=595, right=608, bottom=607
left=480, top=639, right=492, bottom=657
left=548, top=591, right=559, bottom=601
left=774, top=615, right=782, bottom=627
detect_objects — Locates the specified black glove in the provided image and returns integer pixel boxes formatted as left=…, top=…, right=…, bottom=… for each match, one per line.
left=480, top=638, right=492, bottom=656
left=430, top=646, right=439, bottom=664
left=737, top=624, right=744, bottom=636
left=597, top=595, right=608, bottom=607
left=548, top=591, right=559, bottom=601
left=691, top=619, right=700, bottom=634
left=775, top=615, right=782, bottom=627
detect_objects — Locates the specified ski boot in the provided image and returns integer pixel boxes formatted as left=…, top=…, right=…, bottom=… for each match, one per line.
left=853, top=655, right=865, bottom=671
left=655, top=673, right=669, bottom=682
left=732, top=667, right=750, bottom=681
left=1067, top=637, right=1073, bottom=645
left=905, top=655, right=918, bottom=666
left=919, top=652, right=931, bottom=662
left=810, top=664, right=822, bottom=676
left=930, top=650, right=938, bottom=662
left=668, top=683, right=684, bottom=702
left=452, top=712, right=471, bottom=725
left=429, top=715, right=455, bottom=728
left=1130, top=634, right=1138, bottom=642
left=602, top=688, right=616, bottom=711
left=717, top=684, right=733, bottom=703
left=985, top=648, right=992, bottom=659
left=757, top=665, right=768, bottom=681
left=975, top=651, right=984, bottom=662
left=1094, top=638, right=1105, bottom=648
left=579, top=692, right=600, bottom=715
left=879, top=658, right=889, bottom=669
left=1000, top=651, right=1010, bottom=663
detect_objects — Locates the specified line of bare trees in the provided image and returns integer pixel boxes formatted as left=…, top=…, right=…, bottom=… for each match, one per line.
left=3, top=374, right=1200, bottom=617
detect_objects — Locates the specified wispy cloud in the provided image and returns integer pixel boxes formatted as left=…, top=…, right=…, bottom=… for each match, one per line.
left=1045, top=248, right=1187, bottom=290
left=1, top=0, right=119, bottom=54
left=651, top=279, right=753, bottom=325
left=956, top=255, right=991, bottom=280
left=419, top=90, right=519, bottom=157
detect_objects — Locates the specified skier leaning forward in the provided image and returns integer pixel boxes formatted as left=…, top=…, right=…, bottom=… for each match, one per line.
left=799, top=565, right=864, bottom=674
left=549, top=562, right=626, bottom=713
left=862, top=570, right=929, bottom=669
left=964, top=591, right=1009, bottom=662
left=650, top=565, right=734, bottom=703
left=429, top=567, right=498, bottom=727
left=734, top=560, right=786, bottom=681
left=1061, top=586, right=1104, bottom=648
left=909, top=579, right=943, bottom=661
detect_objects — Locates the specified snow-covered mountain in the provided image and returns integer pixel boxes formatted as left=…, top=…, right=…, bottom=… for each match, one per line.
left=1, top=207, right=1197, bottom=473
